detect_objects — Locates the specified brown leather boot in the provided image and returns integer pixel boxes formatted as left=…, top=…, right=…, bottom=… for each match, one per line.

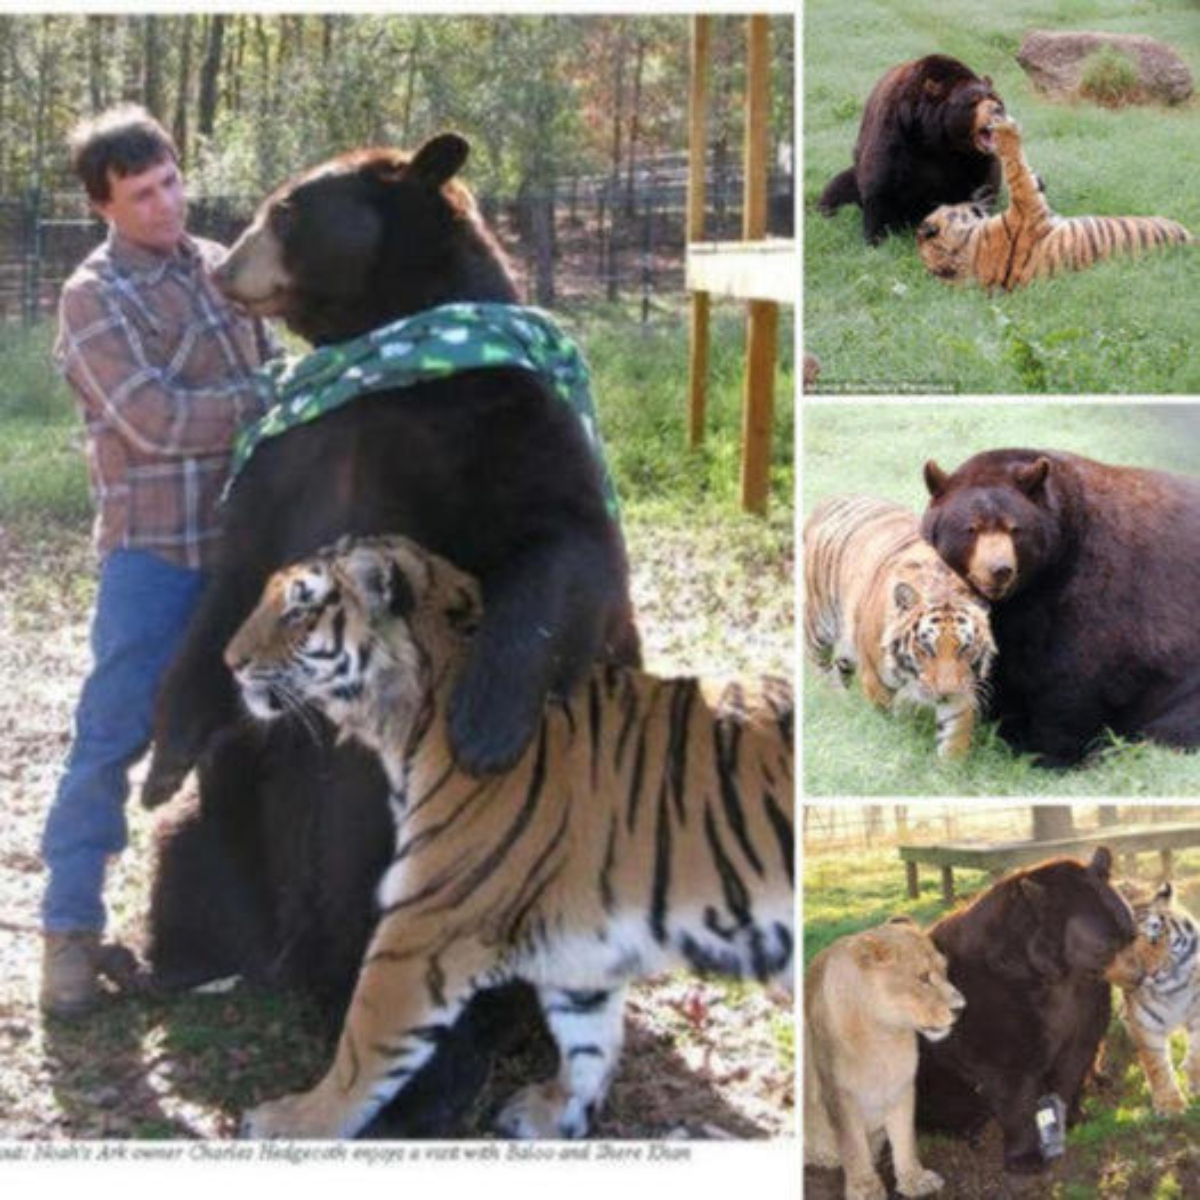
left=40, top=931, right=102, bottom=1018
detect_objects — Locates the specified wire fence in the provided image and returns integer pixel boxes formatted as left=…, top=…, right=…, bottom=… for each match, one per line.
left=802, top=804, right=1200, bottom=855
left=0, top=164, right=794, bottom=324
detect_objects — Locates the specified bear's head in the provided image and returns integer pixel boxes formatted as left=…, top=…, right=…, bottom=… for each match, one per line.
left=981, top=848, right=1135, bottom=982
left=921, top=449, right=1063, bottom=603
left=909, top=54, right=1005, bottom=157
left=212, top=133, right=517, bottom=345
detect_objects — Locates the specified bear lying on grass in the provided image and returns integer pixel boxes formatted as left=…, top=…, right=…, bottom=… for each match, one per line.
left=922, top=447, right=1200, bottom=767
left=917, top=848, right=1135, bottom=1174
left=141, top=133, right=639, bottom=1134
left=818, top=54, right=1004, bottom=245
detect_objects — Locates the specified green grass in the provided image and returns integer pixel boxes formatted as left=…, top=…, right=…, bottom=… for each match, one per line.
left=802, top=401, right=1200, bottom=795
left=804, top=0, right=1200, bottom=394
left=0, top=304, right=794, bottom=536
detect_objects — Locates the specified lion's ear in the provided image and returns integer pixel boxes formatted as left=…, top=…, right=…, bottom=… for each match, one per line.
left=1089, top=846, right=1113, bottom=882
left=853, top=934, right=894, bottom=968
left=924, top=460, right=950, bottom=498
left=887, top=914, right=918, bottom=928
left=1014, top=457, right=1051, bottom=497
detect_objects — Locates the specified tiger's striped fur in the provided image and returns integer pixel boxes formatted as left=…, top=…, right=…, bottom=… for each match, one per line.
left=918, top=116, right=1192, bottom=289
left=804, top=495, right=995, bottom=758
left=1114, top=881, right=1200, bottom=1114
left=225, top=535, right=794, bottom=1139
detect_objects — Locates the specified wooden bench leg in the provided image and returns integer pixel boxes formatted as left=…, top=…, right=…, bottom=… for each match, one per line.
left=740, top=298, right=777, bottom=514
left=1161, top=847, right=1174, bottom=880
left=906, top=861, right=919, bottom=899
left=941, top=866, right=954, bottom=905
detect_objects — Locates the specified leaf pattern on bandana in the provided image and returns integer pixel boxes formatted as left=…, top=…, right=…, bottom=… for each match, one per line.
left=227, top=303, right=620, bottom=518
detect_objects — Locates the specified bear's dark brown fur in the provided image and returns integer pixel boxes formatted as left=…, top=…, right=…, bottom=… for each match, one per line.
left=917, top=848, right=1134, bottom=1174
left=819, top=54, right=1004, bottom=244
left=141, top=133, right=639, bottom=1134
left=922, top=447, right=1200, bottom=767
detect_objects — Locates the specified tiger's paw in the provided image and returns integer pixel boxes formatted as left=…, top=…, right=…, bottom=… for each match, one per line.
left=1149, top=1087, right=1188, bottom=1116
left=896, top=1166, right=945, bottom=1197
left=495, top=1081, right=590, bottom=1139
left=988, top=115, right=1021, bottom=147
left=240, top=1090, right=343, bottom=1140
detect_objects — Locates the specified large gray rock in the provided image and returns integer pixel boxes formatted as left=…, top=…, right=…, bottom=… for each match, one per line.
left=1017, top=30, right=1193, bottom=105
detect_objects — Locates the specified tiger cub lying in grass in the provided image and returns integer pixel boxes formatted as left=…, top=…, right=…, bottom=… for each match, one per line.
left=804, top=495, right=995, bottom=759
left=225, top=535, right=794, bottom=1139
left=917, top=115, right=1192, bottom=289
left=1109, top=881, right=1200, bottom=1114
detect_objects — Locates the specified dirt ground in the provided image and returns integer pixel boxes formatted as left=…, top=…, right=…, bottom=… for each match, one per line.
left=0, top=523, right=795, bottom=1141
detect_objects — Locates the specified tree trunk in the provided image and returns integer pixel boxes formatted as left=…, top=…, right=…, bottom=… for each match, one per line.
left=623, top=34, right=646, bottom=217
left=87, top=17, right=106, bottom=113
left=1031, top=807, right=1076, bottom=842
left=197, top=14, right=225, bottom=138
left=321, top=15, right=335, bottom=67
left=531, top=189, right=555, bottom=307
left=142, top=16, right=163, bottom=118
left=172, top=15, right=194, bottom=165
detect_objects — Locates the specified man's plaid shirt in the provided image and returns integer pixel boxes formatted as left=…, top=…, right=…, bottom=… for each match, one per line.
left=54, top=228, right=274, bottom=571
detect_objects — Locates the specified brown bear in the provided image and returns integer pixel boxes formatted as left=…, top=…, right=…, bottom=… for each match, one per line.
left=818, top=54, right=1004, bottom=245
left=916, top=847, right=1135, bottom=1175
left=140, top=133, right=640, bottom=1134
left=922, top=447, right=1200, bottom=768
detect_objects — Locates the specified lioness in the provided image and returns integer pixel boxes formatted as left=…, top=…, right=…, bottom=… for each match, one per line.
left=805, top=916, right=964, bottom=1200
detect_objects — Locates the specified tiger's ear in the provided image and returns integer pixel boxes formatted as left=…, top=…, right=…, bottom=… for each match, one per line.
left=339, top=545, right=414, bottom=618
left=924, top=460, right=950, bottom=497
left=917, top=218, right=938, bottom=241
left=1014, top=457, right=1051, bottom=497
left=1154, top=881, right=1174, bottom=904
left=894, top=581, right=919, bottom=610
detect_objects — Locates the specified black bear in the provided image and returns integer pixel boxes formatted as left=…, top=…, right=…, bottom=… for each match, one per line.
left=917, top=848, right=1135, bottom=1174
left=818, top=54, right=1004, bottom=244
left=141, top=133, right=640, bottom=1134
left=922, top=447, right=1200, bottom=767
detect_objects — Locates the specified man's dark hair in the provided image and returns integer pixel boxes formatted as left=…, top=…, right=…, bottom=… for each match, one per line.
left=68, top=105, right=179, bottom=203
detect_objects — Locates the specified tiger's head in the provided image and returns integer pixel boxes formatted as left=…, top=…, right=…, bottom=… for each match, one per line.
left=881, top=561, right=995, bottom=709
left=1108, top=883, right=1185, bottom=984
left=225, top=536, right=481, bottom=750
left=916, top=201, right=988, bottom=282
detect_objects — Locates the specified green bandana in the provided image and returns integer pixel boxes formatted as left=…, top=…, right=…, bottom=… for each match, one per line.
left=227, top=302, right=619, bottom=516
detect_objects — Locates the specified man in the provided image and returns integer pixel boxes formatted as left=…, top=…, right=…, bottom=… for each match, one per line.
left=41, top=105, right=275, bottom=1017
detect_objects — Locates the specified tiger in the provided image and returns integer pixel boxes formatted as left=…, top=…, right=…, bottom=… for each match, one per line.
left=917, top=115, right=1192, bottom=289
left=1110, top=881, right=1200, bottom=1115
left=804, top=495, right=995, bottom=759
left=223, top=534, right=794, bottom=1139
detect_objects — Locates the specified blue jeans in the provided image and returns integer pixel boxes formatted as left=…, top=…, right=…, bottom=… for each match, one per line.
left=41, top=549, right=206, bottom=933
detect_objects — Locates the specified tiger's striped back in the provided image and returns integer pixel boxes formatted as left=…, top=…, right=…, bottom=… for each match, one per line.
left=918, top=116, right=1193, bottom=290
left=227, top=534, right=794, bottom=1139
left=804, top=494, right=994, bottom=758
left=1117, top=882, right=1200, bottom=1114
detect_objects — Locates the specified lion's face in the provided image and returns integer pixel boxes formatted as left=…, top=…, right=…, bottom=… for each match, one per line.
left=854, top=918, right=966, bottom=1042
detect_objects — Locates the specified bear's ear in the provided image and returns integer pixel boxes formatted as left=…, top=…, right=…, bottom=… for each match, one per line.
left=1089, top=846, right=1113, bottom=881
left=1018, top=876, right=1046, bottom=906
left=923, top=78, right=944, bottom=100
left=924, top=459, right=950, bottom=498
left=983, top=75, right=994, bottom=89
left=409, top=132, right=470, bottom=187
left=893, top=580, right=919, bottom=611
left=1014, top=456, right=1051, bottom=497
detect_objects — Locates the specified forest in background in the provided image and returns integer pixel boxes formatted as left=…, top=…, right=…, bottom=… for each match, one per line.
left=0, top=13, right=794, bottom=204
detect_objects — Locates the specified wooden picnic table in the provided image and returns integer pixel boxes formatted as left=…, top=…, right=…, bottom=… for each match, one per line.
left=898, top=822, right=1200, bottom=904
